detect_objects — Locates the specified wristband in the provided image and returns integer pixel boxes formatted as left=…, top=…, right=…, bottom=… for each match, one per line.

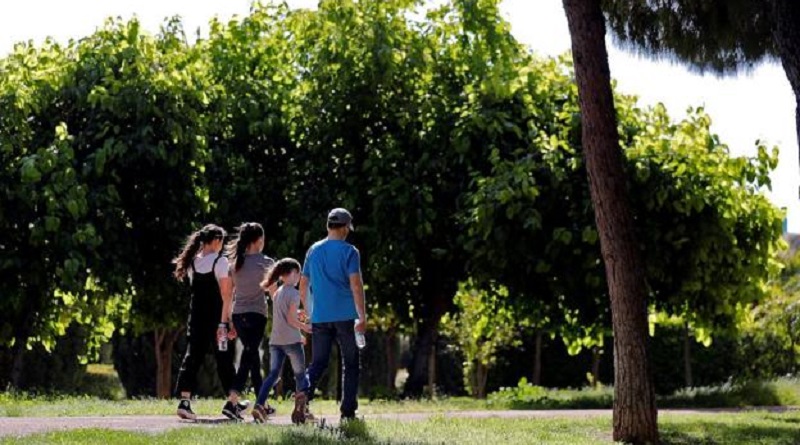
left=218, top=322, right=229, bottom=329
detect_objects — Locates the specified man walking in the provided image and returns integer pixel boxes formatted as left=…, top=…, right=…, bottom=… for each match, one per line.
left=300, top=208, right=366, bottom=421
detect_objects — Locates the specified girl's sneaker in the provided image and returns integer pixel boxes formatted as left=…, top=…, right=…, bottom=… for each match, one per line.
left=222, top=401, right=244, bottom=421
left=176, top=399, right=197, bottom=420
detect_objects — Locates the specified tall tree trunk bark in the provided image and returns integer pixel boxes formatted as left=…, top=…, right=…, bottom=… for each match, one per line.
left=683, top=323, right=693, bottom=388
left=154, top=328, right=182, bottom=399
left=562, top=0, right=658, bottom=442
left=771, top=0, right=800, bottom=170
left=533, top=330, right=543, bottom=386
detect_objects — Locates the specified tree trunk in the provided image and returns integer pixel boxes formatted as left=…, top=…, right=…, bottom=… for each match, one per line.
left=403, top=292, right=448, bottom=397
left=476, top=362, right=489, bottom=399
left=787, top=319, right=797, bottom=374
left=154, top=328, right=182, bottom=399
left=9, top=288, right=41, bottom=388
left=562, top=0, right=658, bottom=443
left=533, top=330, right=543, bottom=386
left=385, top=327, right=398, bottom=390
left=10, top=342, right=26, bottom=389
left=683, top=323, right=693, bottom=388
left=771, top=0, right=800, bottom=170
left=427, top=335, right=437, bottom=397
left=591, top=346, right=602, bottom=388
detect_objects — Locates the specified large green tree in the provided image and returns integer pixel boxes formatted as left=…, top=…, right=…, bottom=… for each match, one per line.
left=62, top=19, right=216, bottom=398
left=0, top=18, right=217, bottom=396
left=277, top=0, right=527, bottom=395
left=602, top=0, right=800, bottom=166
left=463, top=49, right=784, bottom=401
left=0, top=39, right=126, bottom=388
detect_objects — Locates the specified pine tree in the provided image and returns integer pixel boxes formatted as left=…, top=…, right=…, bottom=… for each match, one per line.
left=603, top=0, right=800, bottom=165
left=562, top=0, right=659, bottom=443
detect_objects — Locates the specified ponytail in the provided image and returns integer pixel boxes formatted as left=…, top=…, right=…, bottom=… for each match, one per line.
left=261, top=258, right=301, bottom=290
left=226, top=222, right=265, bottom=272
left=173, top=224, right=226, bottom=280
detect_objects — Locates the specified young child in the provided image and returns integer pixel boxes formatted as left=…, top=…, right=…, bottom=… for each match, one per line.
left=252, top=258, right=312, bottom=424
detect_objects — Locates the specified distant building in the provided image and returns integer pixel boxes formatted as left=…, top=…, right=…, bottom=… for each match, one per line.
left=783, top=233, right=800, bottom=254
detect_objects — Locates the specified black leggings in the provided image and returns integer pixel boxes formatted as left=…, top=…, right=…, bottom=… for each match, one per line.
left=175, top=307, right=236, bottom=396
left=231, top=312, right=267, bottom=394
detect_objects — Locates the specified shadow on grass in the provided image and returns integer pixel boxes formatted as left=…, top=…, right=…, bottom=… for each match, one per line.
left=243, top=419, right=422, bottom=445
left=661, top=422, right=800, bottom=445
left=188, top=418, right=239, bottom=425
left=506, top=394, right=613, bottom=410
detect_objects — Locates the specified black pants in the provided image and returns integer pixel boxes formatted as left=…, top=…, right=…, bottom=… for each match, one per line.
left=231, top=312, right=267, bottom=394
left=175, top=302, right=235, bottom=396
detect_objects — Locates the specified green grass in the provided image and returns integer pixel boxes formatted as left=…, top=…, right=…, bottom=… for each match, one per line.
left=3, top=411, right=800, bottom=444
left=2, top=376, right=799, bottom=417
left=0, top=394, right=500, bottom=418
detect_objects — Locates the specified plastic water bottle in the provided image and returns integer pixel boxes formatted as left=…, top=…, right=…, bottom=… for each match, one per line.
left=218, top=323, right=228, bottom=351
left=354, top=320, right=366, bottom=349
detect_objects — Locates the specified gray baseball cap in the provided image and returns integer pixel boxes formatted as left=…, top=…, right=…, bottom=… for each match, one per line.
left=327, top=208, right=354, bottom=231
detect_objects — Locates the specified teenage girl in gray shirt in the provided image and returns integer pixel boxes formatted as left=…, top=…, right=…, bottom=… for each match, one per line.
left=222, top=222, right=274, bottom=420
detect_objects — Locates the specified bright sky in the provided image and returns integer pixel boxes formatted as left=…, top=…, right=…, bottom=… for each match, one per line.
left=2, top=0, right=797, bottom=230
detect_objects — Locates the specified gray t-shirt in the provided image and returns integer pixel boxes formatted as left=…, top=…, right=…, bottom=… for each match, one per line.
left=269, top=285, right=303, bottom=345
left=232, top=254, right=274, bottom=316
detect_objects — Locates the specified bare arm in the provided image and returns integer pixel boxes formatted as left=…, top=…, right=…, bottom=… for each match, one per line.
left=299, top=275, right=309, bottom=310
left=349, top=272, right=366, bottom=332
left=217, top=276, right=235, bottom=339
left=219, top=276, right=233, bottom=324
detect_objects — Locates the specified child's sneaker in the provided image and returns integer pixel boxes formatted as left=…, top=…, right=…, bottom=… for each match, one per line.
left=176, top=399, right=197, bottom=420
left=222, top=400, right=244, bottom=421
left=291, top=392, right=307, bottom=424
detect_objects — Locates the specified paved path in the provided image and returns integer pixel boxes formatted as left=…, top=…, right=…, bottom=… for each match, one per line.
left=0, top=407, right=795, bottom=438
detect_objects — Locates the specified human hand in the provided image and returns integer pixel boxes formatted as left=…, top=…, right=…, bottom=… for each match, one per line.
left=227, top=326, right=238, bottom=340
left=297, top=309, right=308, bottom=324
left=354, top=318, right=366, bottom=333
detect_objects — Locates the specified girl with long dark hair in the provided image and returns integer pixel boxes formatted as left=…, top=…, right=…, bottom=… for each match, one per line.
left=221, top=222, right=274, bottom=420
left=173, top=224, right=238, bottom=420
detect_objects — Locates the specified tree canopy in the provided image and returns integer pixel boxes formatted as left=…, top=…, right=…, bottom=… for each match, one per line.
left=0, top=0, right=786, bottom=397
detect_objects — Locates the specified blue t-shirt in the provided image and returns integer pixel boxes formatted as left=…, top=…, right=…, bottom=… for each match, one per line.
left=302, top=238, right=361, bottom=323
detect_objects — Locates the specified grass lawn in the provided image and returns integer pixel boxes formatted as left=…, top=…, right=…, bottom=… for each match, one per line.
left=0, top=396, right=497, bottom=418
left=2, top=411, right=800, bottom=444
